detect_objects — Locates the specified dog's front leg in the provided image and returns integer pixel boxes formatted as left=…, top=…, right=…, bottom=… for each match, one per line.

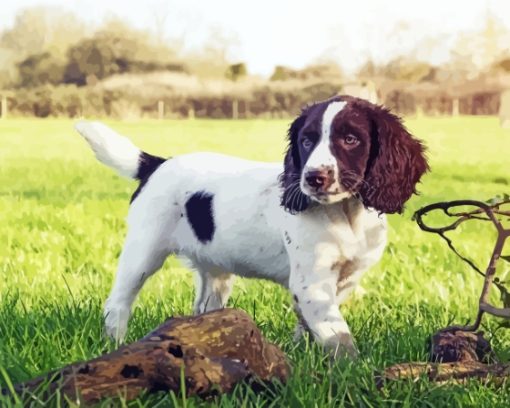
left=287, top=242, right=358, bottom=359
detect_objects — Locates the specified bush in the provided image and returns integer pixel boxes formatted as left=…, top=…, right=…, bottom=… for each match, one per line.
left=17, top=52, right=66, bottom=88
left=63, top=34, right=185, bottom=86
left=384, top=90, right=416, bottom=115
left=4, top=75, right=503, bottom=119
left=461, top=92, right=500, bottom=115
left=8, top=85, right=105, bottom=118
left=64, top=36, right=131, bottom=85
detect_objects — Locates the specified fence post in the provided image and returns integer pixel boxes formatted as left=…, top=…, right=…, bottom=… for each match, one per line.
left=500, top=90, right=510, bottom=129
left=1, top=96, right=6, bottom=119
left=232, top=99, right=238, bottom=120
left=452, top=98, right=459, bottom=116
left=158, top=100, right=164, bottom=120
left=245, top=101, right=250, bottom=118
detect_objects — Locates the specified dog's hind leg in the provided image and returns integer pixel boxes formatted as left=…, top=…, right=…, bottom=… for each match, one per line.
left=192, top=266, right=235, bottom=314
left=104, top=222, right=173, bottom=341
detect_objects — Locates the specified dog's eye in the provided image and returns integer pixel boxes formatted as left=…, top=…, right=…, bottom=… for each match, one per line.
left=301, top=137, right=313, bottom=150
left=343, top=134, right=360, bottom=146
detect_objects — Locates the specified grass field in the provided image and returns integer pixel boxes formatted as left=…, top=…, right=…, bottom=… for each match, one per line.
left=1, top=116, right=509, bottom=407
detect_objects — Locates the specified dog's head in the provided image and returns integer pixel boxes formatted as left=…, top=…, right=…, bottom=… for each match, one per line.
left=280, top=95, right=429, bottom=214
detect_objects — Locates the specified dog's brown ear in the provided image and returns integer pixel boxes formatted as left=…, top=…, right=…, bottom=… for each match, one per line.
left=359, top=105, right=429, bottom=213
left=280, top=113, right=311, bottom=213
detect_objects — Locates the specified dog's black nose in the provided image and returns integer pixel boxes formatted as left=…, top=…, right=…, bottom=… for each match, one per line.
left=305, top=171, right=327, bottom=188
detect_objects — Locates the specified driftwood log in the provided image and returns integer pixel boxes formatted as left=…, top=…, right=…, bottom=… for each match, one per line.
left=6, top=308, right=290, bottom=404
left=428, top=329, right=494, bottom=363
left=377, top=361, right=510, bottom=387
left=376, top=329, right=509, bottom=387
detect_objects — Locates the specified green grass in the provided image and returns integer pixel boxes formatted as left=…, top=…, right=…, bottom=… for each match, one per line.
left=0, top=116, right=509, bottom=407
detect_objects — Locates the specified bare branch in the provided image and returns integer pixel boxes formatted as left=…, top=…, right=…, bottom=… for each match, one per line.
left=414, top=199, right=510, bottom=331
left=480, top=302, right=510, bottom=319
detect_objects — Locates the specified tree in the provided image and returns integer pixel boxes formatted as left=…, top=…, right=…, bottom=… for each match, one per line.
left=225, top=63, right=247, bottom=81
left=448, top=10, right=510, bottom=72
left=185, top=27, right=239, bottom=79
left=299, top=63, right=343, bottom=81
left=381, top=58, right=436, bottom=82
left=64, top=36, right=121, bottom=86
left=63, top=20, right=183, bottom=86
left=270, top=65, right=297, bottom=81
left=0, top=48, right=17, bottom=88
left=270, top=63, right=342, bottom=81
left=0, top=6, right=86, bottom=88
left=357, top=60, right=379, bottom=79
left=0, top=7, right=87, bottom=60
left=491, top=56, right=510, bottom=74
left=17, top=52, right=65, bottom=87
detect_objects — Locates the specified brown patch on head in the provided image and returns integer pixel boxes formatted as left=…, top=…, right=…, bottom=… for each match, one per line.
left=329, top=100, right=374, bottom=196
left=351, top=97, right=429, bottom=213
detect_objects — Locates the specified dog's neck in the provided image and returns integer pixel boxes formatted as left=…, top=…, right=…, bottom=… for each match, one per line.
left=319, top=196, right=364, bottom=232
left=342, top=197, right=364, bottom=231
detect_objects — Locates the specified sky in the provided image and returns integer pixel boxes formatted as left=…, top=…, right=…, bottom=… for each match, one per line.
left=1, top=0, right=510, bottom=76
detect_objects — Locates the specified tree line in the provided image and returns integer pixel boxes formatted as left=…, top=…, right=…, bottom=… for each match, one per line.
left=1, top=7, right=510, bottom=118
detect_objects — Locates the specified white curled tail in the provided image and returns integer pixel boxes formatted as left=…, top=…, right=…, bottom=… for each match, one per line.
left=75, top=121, right=141, bottom=178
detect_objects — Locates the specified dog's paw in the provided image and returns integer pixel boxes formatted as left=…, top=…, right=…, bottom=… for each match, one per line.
left=103, top=303, right=130, bottom=341
left=327, top=333, right=359, bottom=360
left=335, top=343, right=359, bottom=360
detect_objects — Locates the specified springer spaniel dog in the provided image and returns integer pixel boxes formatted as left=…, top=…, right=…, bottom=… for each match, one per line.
left=75, top=95, right=428, bottom=358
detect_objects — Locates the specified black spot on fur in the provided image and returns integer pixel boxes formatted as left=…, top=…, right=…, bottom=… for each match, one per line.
left=130, top=152, right=167, bottom=203
left=185, top=191, right=215, bottom=243
left=137, top=152, right=166, bottom=180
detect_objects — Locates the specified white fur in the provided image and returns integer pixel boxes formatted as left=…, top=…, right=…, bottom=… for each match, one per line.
left=75, top=121, right=140, bottom=178
left=321, top=101, right=347, bottom=136
left=76, top=120, right=387, bottom=358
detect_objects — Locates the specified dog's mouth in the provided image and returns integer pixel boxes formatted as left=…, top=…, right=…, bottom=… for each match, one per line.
left=301, top=186, right=351, bottom=204
left=298, top=171, right=354, bottom=205
left=310, top=191, right=351, bottom=204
